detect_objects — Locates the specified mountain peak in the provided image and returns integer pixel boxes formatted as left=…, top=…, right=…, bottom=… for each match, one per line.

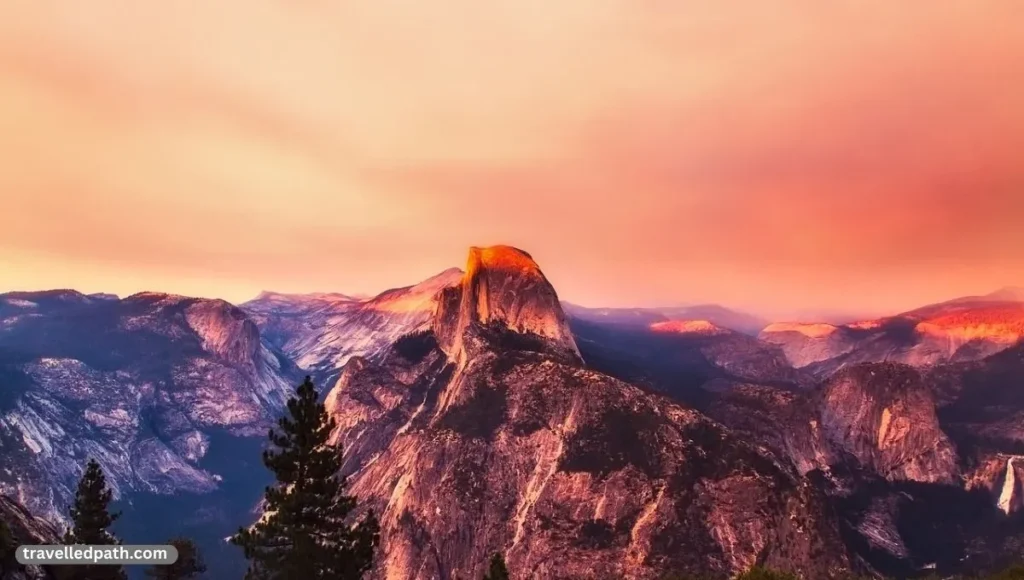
left=434, top=245, right=580, bottom=361
left=987, top=286, right=1024, bottom=302
left=466, top=245, right=540, bottom=275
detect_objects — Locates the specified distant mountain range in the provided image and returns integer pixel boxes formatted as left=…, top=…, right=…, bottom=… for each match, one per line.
left=2, top=255, right=1024, bottom=579
left=760, top=288, right=1024, bottom=374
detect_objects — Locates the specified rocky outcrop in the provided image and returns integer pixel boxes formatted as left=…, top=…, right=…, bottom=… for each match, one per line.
left=184, top=299, right=261, bottom=365
left=758, top=323, right=861, bottom=369
left=434, top=246, right=580, bottom=364
left=790, top=363, right=958, bottom=484
left=1, top=495, right=58, bottom=580
left=324, top=247, right=851, bottom=579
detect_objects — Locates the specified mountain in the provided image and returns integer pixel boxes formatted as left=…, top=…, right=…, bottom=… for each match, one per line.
left=759, top=291, right=1024, bottom=374
left=242, top=268, right=464, bottom=385
left=0, top=290, right=301, bottom=578
left=322, top=246, right=852, bottom=579
left=564, top=303, right=768, bottom=335
left=986, top=286, right=1024, bottom=302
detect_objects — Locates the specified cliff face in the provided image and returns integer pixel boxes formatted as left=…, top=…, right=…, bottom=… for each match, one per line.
left=784, top=363, right=958, bottom=484
left=0, top=292, right=299, bottom=524
left=324, top=247, right=850, bottom=580
left=817, top=364, right=958, bottom=483
left=434, top=246, right=580, bottom=363
left=1, top=495, right=58, bottom=580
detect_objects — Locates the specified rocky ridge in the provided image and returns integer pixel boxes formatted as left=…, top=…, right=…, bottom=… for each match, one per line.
left=759, top=294, right=1024, bottom=374
left=243, top=269, right=464, bottom=384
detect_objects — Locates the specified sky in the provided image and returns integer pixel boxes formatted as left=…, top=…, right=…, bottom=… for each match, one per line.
left=1, top=1, right=1023, bottom=320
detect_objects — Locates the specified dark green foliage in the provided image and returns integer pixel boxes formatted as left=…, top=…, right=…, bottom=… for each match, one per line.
left=575, top=519, right=616, bottom=549
left=393, top=331, right=439, bottom=363
left=658, top=573, right=723, bottom=580
left=484, top=321, right=553, bottom=356
left=734, top=567, right=798, bottom=580
left=144, top=537, right=207, bottom=579
left=232, top=376, right=379, bottom=580
left=438, top=381, right=508, bottom=441
left=989, top=564, right=1024, bottom=579
left=560, top=406, right=664, bottom=478
left=62, top=458, right=126, bottom=580
left=481, top=552, right=509, bottom=580
left=0, top=520, right=17, bottom=576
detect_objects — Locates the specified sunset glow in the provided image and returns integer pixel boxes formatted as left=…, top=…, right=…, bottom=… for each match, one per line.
left=2, top=1, right=1023, bottom=319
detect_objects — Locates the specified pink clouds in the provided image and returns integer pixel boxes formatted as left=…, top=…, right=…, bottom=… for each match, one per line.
left=0, top=1, right=1022, bottom=318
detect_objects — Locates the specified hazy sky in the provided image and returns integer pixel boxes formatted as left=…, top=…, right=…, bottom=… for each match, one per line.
left=2, top=1, right=1022, bottom=319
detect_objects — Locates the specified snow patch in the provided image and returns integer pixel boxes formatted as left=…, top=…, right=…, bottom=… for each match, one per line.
left=3, top=299, right=37, bottom=308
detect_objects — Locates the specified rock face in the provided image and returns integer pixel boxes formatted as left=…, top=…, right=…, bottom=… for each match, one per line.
left=799, top=364, right=958, bottom=484
left=434, top=246, right=581, bottom=365
left=0, top=291, right=299, bottom=524
left=759, top=295, right=1024, bottom=374
left=243, top=269, right=464, bottom=384
left=965, top=455, right=1024, bottom=515
left=324, top=247, right=850, bottom=580
left=0, top=495, right=58, bottom=580
left=701, top=362, right=959, bottom=486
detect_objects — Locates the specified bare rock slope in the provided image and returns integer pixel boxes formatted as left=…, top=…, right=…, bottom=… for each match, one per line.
left=243, top=269, right=464, bottom=384
left=0, top=495, right=58, bottom=580
left=325, top=246, right=851, bottom=580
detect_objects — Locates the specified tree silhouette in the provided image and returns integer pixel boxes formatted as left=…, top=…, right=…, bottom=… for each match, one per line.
left=232, top=376, right=379, bottom=580
left=144, top=537, right=207, bottom=579
left=62, top=458, right=126, bottom=580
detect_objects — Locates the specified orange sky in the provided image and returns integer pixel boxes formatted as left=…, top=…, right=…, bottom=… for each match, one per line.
left=1, top=1, right=1023, bottom=320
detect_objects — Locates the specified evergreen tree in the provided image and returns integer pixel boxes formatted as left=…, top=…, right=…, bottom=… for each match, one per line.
left=0, top=520, right=18, bottom=577
left=990, top=564, right=1024, bottom=579
left=144, top=537, right=207, bottom=580
left=734, top=567, right=797, bottom=580
left=62, top=458, right=126, bottom=580
left=232, top=376, right=379, bottom=580
left=482, top=553, right=509, bottom=580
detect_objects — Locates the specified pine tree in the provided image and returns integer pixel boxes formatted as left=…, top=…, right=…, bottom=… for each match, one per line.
left=735, top=567, right=797, bottom=580
left=1, top=520, right=18, bottom=576
left=144, top=537, right=206, bottom=579
left=62, top=458, right=126, bottom=580
left=482, top=553, right=509, bottom=580
left=990, top=564, right=1024, bottom=579
left=232, top=376, right=379, bottom=580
